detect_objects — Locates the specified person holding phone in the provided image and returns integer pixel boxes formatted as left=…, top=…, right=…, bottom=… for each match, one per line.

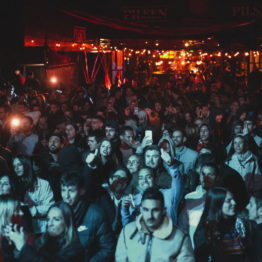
left=0, top=196, right=33, bottom=262
left=4, top=202, right=85, bottom=262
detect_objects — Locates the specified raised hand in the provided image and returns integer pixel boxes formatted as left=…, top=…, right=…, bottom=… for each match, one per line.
left=160, top=148, right=172, bottom=165
left=4, top=224, right=26, bottom=251
left=85, top=148, right=98, bottom=165
left=141, top=135, right=153, bottom=149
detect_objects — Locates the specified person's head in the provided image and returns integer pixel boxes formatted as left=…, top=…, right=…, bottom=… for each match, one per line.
left=233, top=135, right=248, bottom=154
left=126, top=154, right=143, bottom=175
left=0, top=174, right=12, bottom=196
left=12, top=155, right=36, bottom=191
left=0, top=196, right=21, bottom=234
left=246, top=192, right=262, bottom=224
left=144, top=145, right=161, bottom=169
left=200, top=162, right=219, bottom=190
left=48, top=134, right=63, bottom=153
left=65, top=123, right=77, bottom=141
left=137, top=167, right=154, bottom=193
left=12, top=155, right=31, bottom=177
left=244, top=117, right=255, bottom=134
left=87, top=130, right=102, bottom=152
left=105, top=120, right=119, bottom=141
left=195, top=153, right=216, bottom=174
left=232, top=120, right=243, bottom=136
left=21, top=116, right=34, bottom=134
left=194, top=118, right=203, bottom=128
left=90, top=115, right=104, bottom=131
left=172, top=129, right=186, bottom=147
left=201, top=105, right=210, bottom=118
left=154, top=101, right=162, bottom=112
left=109, top=168, right=130, bottom=194
left=60, top=172, right=85, bottom=207
left=199, top=124, right=210, bottom=141
left=46, top=202, right=77, bottom=247
left=99, top=139, right=112, bottom=158
left=120, top=126, right=134, bottom=145
left=140, top=187, right=165, bottom=232
left=230, top=100, right=240, bottom=113
left=203, top=187, right=236, bottom=223
left=49, top=102, right=59, bottom=114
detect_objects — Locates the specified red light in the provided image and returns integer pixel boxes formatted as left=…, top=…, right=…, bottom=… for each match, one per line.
left=50, top=77, right=58, bottom=84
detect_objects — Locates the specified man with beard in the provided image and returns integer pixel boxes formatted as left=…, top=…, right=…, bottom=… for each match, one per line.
left=172, top=129, right=198, bottom=175
left=38, top=134, right=64, bottom=200
left=116, top=188, right=194, bottom=262
left=144, top=145, right=173, bottom=189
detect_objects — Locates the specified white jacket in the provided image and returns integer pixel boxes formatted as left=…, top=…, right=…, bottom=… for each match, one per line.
left=24, top=177, right=54, bottom=233
left=116, top=214, right=195, bottom=262
left=225, top=151, right=261, bottom=179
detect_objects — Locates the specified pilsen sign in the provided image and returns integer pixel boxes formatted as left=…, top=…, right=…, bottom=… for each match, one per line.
left=123, top=7, right=168, bottom=23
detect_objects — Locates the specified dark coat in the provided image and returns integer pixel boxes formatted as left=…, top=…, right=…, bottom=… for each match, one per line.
left=248, top=221, right=262, bottom=262
left=18, top=237, right=84, bottom=262
left=73, top=200, right=114, bottom=262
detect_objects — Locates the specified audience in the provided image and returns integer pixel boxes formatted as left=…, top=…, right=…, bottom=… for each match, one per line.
left=0, top=66, right=261, bottom=261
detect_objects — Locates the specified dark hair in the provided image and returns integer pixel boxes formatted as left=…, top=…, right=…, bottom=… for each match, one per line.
left=120, top=125, right=134, bottom=136
left=40, top=201, right=78, bottom=249
left=141, top=187, right=164, bottom=207
left=195, top=153, right=216, bottom=170
left=243, top=116, right=254, bottom=123
left=105, top=120, right=119, bottom=131
left=143, top=145, right=160, bottom=155
left=88, top=130, right=103, bottom=144
left=12, top=155, right=37, bottom=193
left=109, top=167, right=131, bottom=180
left=91, top=114, right=105, bottom=123
left=48, top=133, right=64, bottom=143
left=203, top=187, right=228, bottom=224
left=22, top=115, right=34, bottom=125
left=60, top=171, right=85, bottom=189
left=200, top=162, right=219, bottom=178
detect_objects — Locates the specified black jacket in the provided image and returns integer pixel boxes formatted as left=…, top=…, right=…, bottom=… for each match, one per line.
left=73, top=200, right=114, bottom=262
left=19, top=237, right=84, bottom=262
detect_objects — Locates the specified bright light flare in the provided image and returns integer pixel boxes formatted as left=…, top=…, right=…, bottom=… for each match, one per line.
left=50, top=77, right=58, bottom=84
left=11, top=118, right=20, bottom=127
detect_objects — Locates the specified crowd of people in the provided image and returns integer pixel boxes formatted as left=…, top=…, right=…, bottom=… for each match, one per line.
left=0, top=65, right=262, bottom=261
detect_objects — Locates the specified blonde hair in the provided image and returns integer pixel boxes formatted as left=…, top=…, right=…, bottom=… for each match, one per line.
left=0, top=196, right=18, bottom=234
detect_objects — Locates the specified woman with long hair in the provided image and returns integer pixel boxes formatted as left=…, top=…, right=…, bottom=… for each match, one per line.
left=4, top=201, right=84, bottom=262
left=12, top=155, right=54, bottom=233
left=0, top=196, right=32, bottom=262
left=84, top=138, right=121, bottom=185
left=194, top=187, right=248, bottom=262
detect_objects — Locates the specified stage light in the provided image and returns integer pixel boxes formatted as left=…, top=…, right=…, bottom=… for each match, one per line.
left=50, top=77, right=58, bottom=84
left=11, top=118, right=20, bottom=127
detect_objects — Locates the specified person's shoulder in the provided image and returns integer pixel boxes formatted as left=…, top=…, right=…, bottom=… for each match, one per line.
left=184, top=186, right=204, bottom=199
left=184, top=146, right=197, bottom=154
left=84, top=203, right=107, bottom=221
left=37, top=177, right=50, bottom=186
left=122, top=221, right=137, bottom=236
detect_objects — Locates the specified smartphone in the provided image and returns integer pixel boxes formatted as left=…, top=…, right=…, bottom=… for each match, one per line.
left=145, top=130, right=153, bottom=140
